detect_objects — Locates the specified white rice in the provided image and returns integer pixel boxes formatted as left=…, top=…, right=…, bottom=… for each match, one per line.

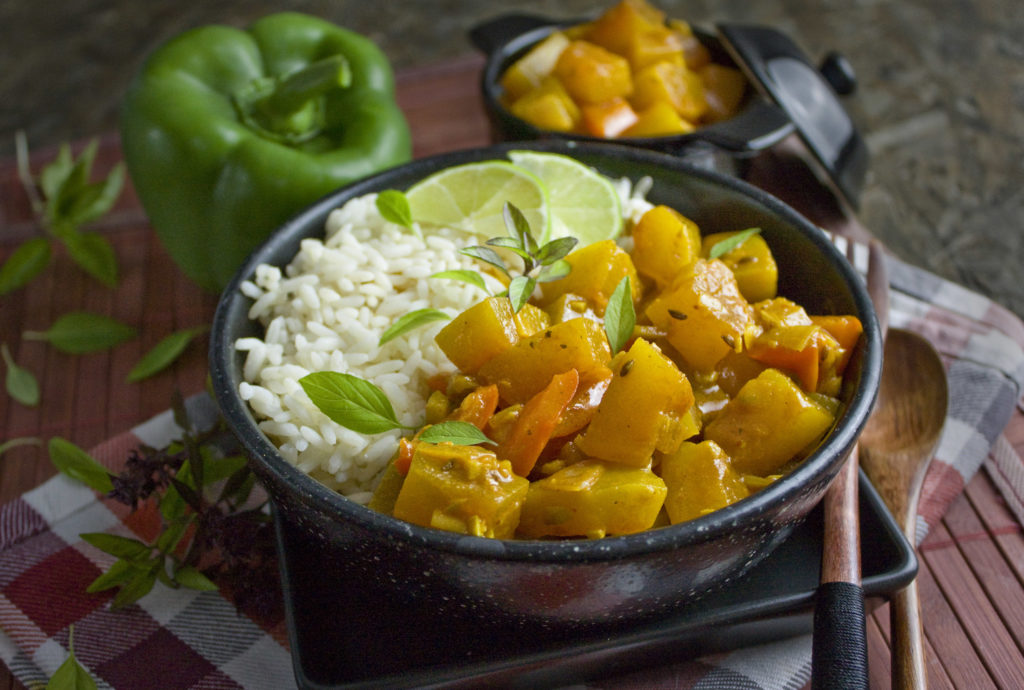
left=237, top=177, right=654, bottom=504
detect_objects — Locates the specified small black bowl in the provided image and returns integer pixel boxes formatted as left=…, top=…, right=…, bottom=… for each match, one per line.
left=469, top=14, right=795, bottom=163
left=209, top=140, right=881, bottom=633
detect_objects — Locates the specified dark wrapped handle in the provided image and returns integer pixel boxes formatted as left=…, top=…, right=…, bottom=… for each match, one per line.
left=812, top=581, right=869, bottom=689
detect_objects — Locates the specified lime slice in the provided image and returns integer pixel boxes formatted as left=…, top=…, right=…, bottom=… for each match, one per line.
left=406, top=161, right=549, bottom=239
left=508, top=150, right=623, bottom=244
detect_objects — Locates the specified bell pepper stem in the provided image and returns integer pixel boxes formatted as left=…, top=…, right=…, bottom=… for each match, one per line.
left=234, top=55, right=352, bottom=144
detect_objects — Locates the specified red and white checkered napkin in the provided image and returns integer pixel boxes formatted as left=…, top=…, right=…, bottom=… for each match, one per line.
left=0, top=249, right=1021, bottom=690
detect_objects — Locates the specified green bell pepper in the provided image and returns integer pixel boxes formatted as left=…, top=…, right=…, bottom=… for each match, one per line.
left=121, top=12, right=412, bottom=293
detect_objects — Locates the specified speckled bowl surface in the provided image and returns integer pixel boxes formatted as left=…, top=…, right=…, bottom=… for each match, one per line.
left=209, top=140, right=881, bottom=631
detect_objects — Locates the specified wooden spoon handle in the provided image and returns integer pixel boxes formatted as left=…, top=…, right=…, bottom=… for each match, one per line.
left=891, top=581, right=928, bottom=689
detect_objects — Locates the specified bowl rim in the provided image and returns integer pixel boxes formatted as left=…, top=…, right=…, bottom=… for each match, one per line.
left=474, top=18, right=795, bottom=153
left=209, top=140, right=881, bottom=563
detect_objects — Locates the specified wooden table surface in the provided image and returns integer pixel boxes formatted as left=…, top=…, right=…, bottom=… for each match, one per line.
left=1, top=54, right=1023, bottom=690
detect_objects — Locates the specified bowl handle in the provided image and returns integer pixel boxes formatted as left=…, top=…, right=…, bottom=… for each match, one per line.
left=468, top=14, right=561, bottom=55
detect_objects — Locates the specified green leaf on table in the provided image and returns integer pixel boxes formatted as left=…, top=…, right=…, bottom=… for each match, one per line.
left=61, top=164, right=124, bottom=230
left=37, top=142, right=75, bottom=206
left=430, top=269, right=492, bottom=294
left=375, top=189, right=413, bottom=229
left=80, top=532, right=151, bottom=563
left=0, top=237, right=51, bottom=296
left=0, top=436, right=41, bottom=458
left=48, top=437, right=114, bottom=493
left=85, top=558, right=137, bottom=593
left=60, top=230, right=118, bottom=287
left=24, top=311, right=136, bottom=354
left=46, top=625, right=98, bottom=690
left=127, top=327, right=207, bottom=382
left=299, top=371, right=410, bottom=434
left=111, top=563, right=158, bottom=609
left=378, top=308, right=450, bottom=346
left=2, top=343, right=40, bottom=406
left=418, top=420, right=496, bottom=446
left=174, top=565, right=219, bottom=592
left=604, top=276, right=636, bottom=354
left=708, top=227, right=761, bottom=260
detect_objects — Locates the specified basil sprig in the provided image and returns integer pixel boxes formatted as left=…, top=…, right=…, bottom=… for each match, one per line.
left=299, top=371, right=493, bottom=446
left=604, top=276, right=636, bottom=354
left=708, top=227, right=762, bottom=259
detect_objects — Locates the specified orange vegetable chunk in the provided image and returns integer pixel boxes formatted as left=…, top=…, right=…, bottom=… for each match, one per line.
left=500, top=31, right=571, bottom=101
left=631, top=204, right=702, bottom=288
left=699, top=63, right=747, bottom=122
left=517, top=459, right=667, bottom=538
left=540, top=239, right=640, bottom=315
left=660, top=440, right=749, bottom=523
left=393, top=442, right=528, bottom=539
left=497, top=369, right=580, bottom=477
left=701, top=231, right=778, bottom=302
left=581, top=98, right=639, bottom=138
left=703, top=368, right=837, bottom=476
left=631, top=60, right=706, bottom=122
left=435, top=296, right=518, bottom=374
left=448, top=384, right=500, bottom=430
left=584, top=0, right=665, bottom=58
left=644, top=258, right=753, bottom=372
left=554, top=40, right=633, bottom=104
left=576, top=338, right=695, bottom=466
left=509, top=76, right=581, bottom=132
left=624, top=101, right=696, bottom=138
left=478, top=317, right=612, bottom=405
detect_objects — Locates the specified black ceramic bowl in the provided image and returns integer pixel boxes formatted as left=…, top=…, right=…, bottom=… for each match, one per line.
left=469, top=14, right=795, bottom=162
left=209, top=140, right=881, bottom=633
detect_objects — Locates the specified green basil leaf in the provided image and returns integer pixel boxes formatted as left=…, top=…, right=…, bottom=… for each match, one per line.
left=2, top=343, right=40, bottom=406
left=507, top=275, right=536, bottom=314
left=379, top=308, right=450, bottom=346
left=0, top=436, right=41, bottom=458
left=60, top=231, right=118, bottom=287
left=430, top=269, right=491, bottom=294
left=127, top=327, right=207, bottom=382
left=51, top=140, right=98, bottom=224
left=0, top=237, right=51, bottom=296
left=203, top=453, right=249, bottom=485
left=485, top=236, right=533, bottom=264
left=169, top=476, right=204, bottom=512
left=604, top=276, right=636, bottom=354
left=85, top=558, right=137, bottom=593
left=48, top=437, right=114, bottom=493
left=79, top=532, right=151, bottom=562
left=299, top=371, right=408, bottom=434
left=24, top=311, right=136, bottom=353
left=110, top=564, right=158, bottom=609
left=708, top=227, right=761, bottom=259
left=536, top=236, right=578, bottom=266
left=154, top=518, right=191, bottom=554
left=65, top=163, right=124, bottom=228
left=174, top=565, right=219, bottom=592
left=38, top=142, right=74, bottom=203
left=46, top=626, right=98, bottom=690
left=418, top=421, right=497, bottom=446
left=536, top=259, right=572, bottom=283
left=375, top=189, right=413, bottom=229
left=460, top=245, right=510, bottom=278
left=503, top=202, right=539, bottom=258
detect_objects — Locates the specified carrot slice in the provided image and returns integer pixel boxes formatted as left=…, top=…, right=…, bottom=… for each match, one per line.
left=394, top=437, right=417, bottom=475
left=449, top=384, right=500, bottom=430
left=498, top=369, right=580, bottom=477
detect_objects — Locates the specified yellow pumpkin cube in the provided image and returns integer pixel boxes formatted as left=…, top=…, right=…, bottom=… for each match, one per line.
left=699, top=63, right=747, bottom=123
left=631, top=60, right=707, bottom=122
left=509, top=76, right=581, bottom=132
left=540, top=239, right=640, bottom=315
left=701, top=231, right=778, bottom=302
left=631, top=204, right=702, bottom=287
left=624, top=101, right=696, bottom=138
left=584, top=0, right=665, bottom=57
left=659, top=440, right=749, bottom=523
left=435, top=296, right=519, bottom=374
left=478, top=317, right=612, bottom=405
left=703, top=368, right=837, bottom=476
left=554, top=40, right=633, bottom=105
left=580, top=97, right=639, bottom=138
left=513, top=303, right=551, bottom=338
left=576, top=338, right=695, bottom=466
left=644, top=259, right=754, bottom=372
left=499, top=31, right=570, bottom=101
left=517, top=459, right=667, bottom=538
left=393, top=443, right=529, bottom=539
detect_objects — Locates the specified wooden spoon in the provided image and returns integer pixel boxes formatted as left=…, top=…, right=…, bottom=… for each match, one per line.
left=859, top=328, right=948, bottom=689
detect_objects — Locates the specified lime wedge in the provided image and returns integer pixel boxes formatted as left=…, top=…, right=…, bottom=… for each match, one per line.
left=508, top=150, right=623, bottom=244
left=406, top=161, right=549, bottom=239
